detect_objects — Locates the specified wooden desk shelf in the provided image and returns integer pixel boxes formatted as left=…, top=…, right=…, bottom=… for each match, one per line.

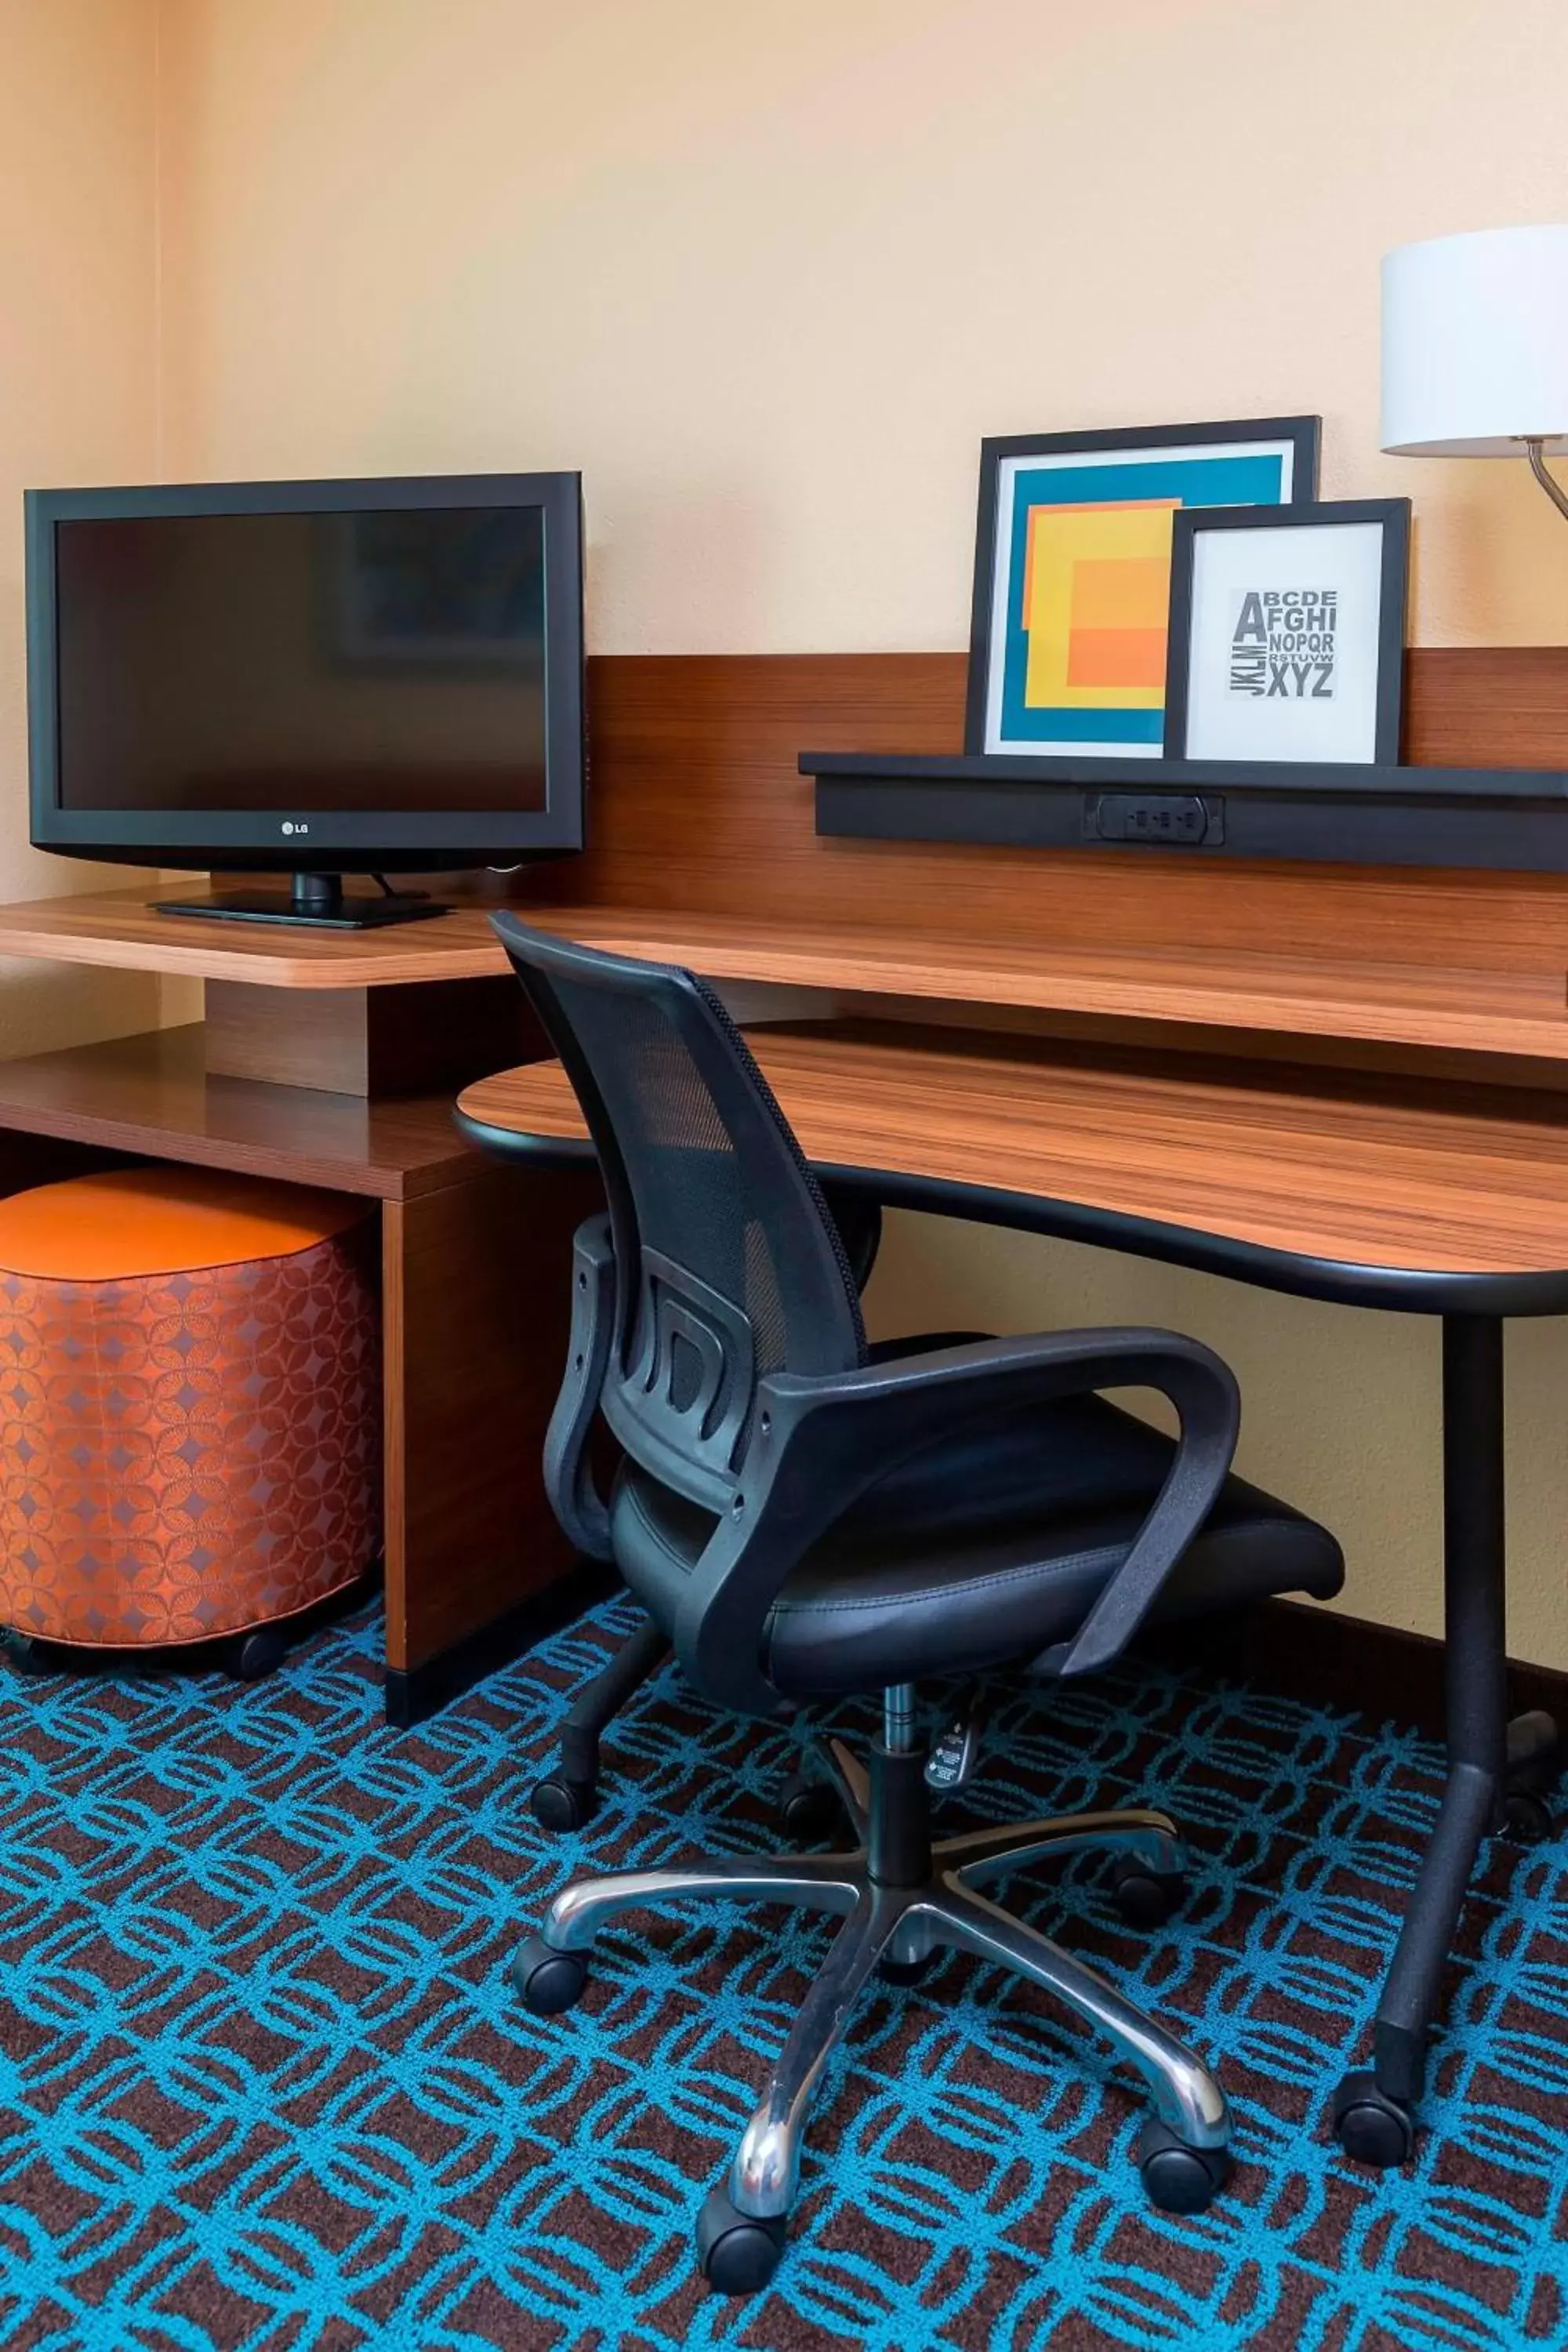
left=0, top=1024, right=476, bottom=1197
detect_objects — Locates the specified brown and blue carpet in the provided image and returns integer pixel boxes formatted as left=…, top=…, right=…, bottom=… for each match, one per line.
left=0, top=1595, right=1563, bottom=2350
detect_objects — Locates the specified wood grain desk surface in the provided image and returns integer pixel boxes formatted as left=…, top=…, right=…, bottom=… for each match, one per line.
left=0, top=1025, right=477, bottom=1200
left=2, top=890, right=1566, bottom=1069
left=0, top=890, right=511, bottom=988
left=458, top=1020, right=1568, bottom=1298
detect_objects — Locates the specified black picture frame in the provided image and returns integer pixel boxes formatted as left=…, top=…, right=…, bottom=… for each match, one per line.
left=1162, top=498, right=1410, bottom=766
left=963, top=415, right=1321, bottom=757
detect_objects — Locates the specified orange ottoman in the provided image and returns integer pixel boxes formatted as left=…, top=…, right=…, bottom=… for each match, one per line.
left=0, top=1166, right=380, bottom=1665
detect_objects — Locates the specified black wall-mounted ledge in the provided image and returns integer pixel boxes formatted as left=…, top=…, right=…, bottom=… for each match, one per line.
left=803, top=750, right=1568, bottom=874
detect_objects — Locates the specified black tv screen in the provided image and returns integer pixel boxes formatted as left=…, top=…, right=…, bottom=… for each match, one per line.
left=57, top=506, right=546, bottom=814
left=27, top=474, right=584, bottom=875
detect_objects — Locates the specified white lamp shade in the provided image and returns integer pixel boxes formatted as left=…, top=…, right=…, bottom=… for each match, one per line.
left=1381, top=224, right=1568, bottom=456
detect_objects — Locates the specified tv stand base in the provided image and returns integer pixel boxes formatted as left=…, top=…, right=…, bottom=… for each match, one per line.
left=154, top=872, right=449, bottom=929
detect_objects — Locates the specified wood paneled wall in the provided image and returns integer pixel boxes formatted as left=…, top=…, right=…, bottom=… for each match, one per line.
left=524, top=648, right=1568, bottom=976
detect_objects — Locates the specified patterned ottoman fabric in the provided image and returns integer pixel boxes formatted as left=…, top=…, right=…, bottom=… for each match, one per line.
left=0, top=1165, right=380, bottom=1646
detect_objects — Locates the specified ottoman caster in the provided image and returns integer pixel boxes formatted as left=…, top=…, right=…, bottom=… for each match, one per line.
left=224, top=1626, right=289, bottom=1682
left=0, top=1628, right=53, bottom=1678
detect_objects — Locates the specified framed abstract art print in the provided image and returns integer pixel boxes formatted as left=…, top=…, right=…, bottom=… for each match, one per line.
left=964, top=416, right=1320, bottom=757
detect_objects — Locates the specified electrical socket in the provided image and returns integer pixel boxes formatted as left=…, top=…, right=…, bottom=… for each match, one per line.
left=1090, top=793, right=1219, bottom=847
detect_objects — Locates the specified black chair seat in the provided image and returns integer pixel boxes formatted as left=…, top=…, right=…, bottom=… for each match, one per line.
left=611, top=1372, right=1344, bottom=1697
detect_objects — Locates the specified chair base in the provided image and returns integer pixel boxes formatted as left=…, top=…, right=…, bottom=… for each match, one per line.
left=514, top=1728, right=1232, bottom=2289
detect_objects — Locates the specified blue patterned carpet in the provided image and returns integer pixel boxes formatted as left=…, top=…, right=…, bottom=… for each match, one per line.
left=1, top=1595, right=1566, bottom=2351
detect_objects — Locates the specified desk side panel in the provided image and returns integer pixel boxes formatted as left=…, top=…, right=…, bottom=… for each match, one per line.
left=380, top=1160, right=603, bottom=1679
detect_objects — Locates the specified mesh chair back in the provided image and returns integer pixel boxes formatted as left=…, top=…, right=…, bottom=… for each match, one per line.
left=493, top=915, right=866, bottom=1512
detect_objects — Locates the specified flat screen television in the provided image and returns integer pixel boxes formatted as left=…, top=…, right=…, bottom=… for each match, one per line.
left=25, top=472, right=584, bottom=927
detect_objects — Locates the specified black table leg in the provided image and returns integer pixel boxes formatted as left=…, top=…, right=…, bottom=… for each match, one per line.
left=1334, top=1312, right=1559, bottom=2165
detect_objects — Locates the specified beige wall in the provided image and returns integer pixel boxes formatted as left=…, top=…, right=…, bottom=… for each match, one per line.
left=0, top=0, right=165, bottom=1051
left=21, top=0, right=1568, bottom=1660
left=158, top=0, right=1568, bottom=653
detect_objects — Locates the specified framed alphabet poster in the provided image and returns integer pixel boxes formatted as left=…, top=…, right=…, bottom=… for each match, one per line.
left=1163, top=499, right=1410, bottom=765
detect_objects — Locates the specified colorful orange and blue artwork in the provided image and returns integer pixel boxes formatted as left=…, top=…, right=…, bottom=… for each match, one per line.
left=975, top=426, right=1316, bottom=755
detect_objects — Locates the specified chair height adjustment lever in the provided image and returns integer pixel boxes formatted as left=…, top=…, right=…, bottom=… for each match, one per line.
left=925, top=1687, right=986, bottom=1792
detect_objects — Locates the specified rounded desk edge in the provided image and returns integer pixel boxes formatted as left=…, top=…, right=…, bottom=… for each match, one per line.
left=452, top=1108, right=1568, bottom=1321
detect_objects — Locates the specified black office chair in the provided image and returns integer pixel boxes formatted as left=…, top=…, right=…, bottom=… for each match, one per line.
left=486, top=913, right=1344, bottom=2295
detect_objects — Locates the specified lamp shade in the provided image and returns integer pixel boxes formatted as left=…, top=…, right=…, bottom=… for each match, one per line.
left=1381, top=224, right=1568, bottom=456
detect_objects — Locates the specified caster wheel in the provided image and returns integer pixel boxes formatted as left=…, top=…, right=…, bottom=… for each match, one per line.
left=227, top=1627, right=287, bottom=1682
left=1109, top=1853, right=1188, bottom=1929
left=777, top=1773, right=847, bottom=1846
left=510, top=1933, right=589, bottom=2016
left=1502, top=1787, right=1555, bottom=1845
left=0, top=1628, right=51, bottom=1677
left=1135, top=2117, right=1231, bottom=2214
left=696, top=2186, right=786, bottom=2296
left=1332, top=2070, right=1415, bottom=2168
left=878, top=1945, right=938, bottom=1986
left=530, top=1774, right=595, bottom=1833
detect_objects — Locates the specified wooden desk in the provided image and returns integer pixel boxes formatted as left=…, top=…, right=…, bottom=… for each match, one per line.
left=2, top=637, right=1566, bottom=2141
left=8, top=638, right=1568, bottom=1725
left=459, top=1017, right=1568, bottom=2161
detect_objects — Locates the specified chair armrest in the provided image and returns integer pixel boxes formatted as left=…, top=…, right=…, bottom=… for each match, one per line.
left=673, top=1327, right=1240, bottom=1715
left=541, top=1214, right=617, bottom=1562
